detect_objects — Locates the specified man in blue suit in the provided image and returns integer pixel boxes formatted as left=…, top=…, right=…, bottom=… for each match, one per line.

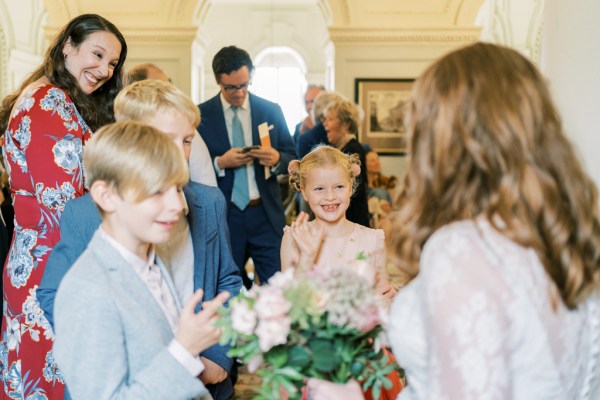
left=198, top=46, right=296, bottom=288
left=38, top=80, right=242, bottom=400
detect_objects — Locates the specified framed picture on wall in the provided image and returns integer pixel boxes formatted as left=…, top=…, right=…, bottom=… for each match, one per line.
left=354, top=78, right=414, bottom=155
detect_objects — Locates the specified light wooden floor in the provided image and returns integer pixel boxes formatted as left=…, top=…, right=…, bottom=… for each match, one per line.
left=232, top=365, right=261, bottom=400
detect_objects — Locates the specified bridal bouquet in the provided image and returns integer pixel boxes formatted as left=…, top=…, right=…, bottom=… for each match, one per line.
left=218, top=258, right=399, bottom=400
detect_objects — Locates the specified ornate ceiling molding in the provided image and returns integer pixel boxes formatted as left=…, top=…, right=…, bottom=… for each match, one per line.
left=42, top=26, right=198, bottom=44
left=43, top=0, right=199, bottom=31
left=329, top=27, right=481, bottom=44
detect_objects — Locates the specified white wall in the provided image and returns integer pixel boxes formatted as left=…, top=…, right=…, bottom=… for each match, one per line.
left=0, top=0, right=46, bottom=97
left=541, top=0, right=600, bottom=188
left=194, top=1, right=329, bottom=102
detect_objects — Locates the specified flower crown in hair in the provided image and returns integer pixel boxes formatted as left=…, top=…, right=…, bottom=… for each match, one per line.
left=350, top=163, right=361, bottom=177
left=287, top=158, right=360, bottom=176
left=288, top=159, right=301, bottom=175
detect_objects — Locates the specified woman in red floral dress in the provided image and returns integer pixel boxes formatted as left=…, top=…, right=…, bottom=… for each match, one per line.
left=0, top=14, right=126, bottom=399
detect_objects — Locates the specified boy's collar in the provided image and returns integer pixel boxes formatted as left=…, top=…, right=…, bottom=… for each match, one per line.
left=99, top=225, right=156, bottom=268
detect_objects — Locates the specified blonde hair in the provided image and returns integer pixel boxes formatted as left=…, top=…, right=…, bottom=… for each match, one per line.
left=114, top=80, right=200, bottom=127
left=289, top=145, right=361, bottom=194
left=390, top=42, right=600, bottom=309
left=324, top=100, right=360, bottom=135
left=84, top=120, right=189, bottom=203
left=311, top=91, right=344, bottom=123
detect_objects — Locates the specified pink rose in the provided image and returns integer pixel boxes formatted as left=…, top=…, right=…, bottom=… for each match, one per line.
left=268, top=269, right=295, bottom=290
left=231, top=300, right=257, bottom=335
left=255, top=316, right=291, bottom=352
left=254, top=287, right=291, bottom=319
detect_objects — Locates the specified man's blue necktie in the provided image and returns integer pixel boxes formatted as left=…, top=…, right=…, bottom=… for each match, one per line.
left=231, top=107, right=250, bottom=210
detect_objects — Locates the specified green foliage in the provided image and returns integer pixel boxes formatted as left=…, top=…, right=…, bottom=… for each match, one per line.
left=220, top=266, right=402, bottom=399
left=223, top=307, right=395, bottom=398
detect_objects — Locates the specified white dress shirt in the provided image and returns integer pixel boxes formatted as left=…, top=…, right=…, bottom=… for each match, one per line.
left=213, top=93, right=260, bottom=200
left=189, top=132, right=218, bottom=187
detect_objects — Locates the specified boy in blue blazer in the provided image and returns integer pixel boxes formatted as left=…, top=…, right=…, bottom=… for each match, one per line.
left=53, top=121, right=230, bottom=399
left=39, top=80, right=241, bottom=399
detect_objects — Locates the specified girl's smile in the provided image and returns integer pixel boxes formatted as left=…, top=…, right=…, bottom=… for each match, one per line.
left=302, top=166, right=352, bottom=225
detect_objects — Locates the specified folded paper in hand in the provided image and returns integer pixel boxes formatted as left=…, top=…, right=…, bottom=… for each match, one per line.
left=258, top=122, right=274, bottom=179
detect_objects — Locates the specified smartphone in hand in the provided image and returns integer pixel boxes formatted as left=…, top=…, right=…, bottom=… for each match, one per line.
left=240, top=145, right=261, bottom=153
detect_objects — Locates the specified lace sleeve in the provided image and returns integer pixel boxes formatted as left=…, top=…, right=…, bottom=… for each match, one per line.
left=419, top=226, right=512, bottom=399
left=280, top=226, right=300, bottom=271
left=371, top=228, right=387, bottom=276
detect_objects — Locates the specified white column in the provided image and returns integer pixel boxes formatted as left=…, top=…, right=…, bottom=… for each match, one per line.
left=541, top=0, right=600, bottom=187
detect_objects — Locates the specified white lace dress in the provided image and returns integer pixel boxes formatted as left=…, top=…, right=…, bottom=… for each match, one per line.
left=389, top=219, right=600, bottom=400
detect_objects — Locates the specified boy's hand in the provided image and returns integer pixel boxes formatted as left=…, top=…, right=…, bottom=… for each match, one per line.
left=199, top=357, right=228, bottom=384
left=175, top=290, right=230, bottom=356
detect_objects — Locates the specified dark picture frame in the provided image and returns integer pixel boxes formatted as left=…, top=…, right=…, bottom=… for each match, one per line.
left=354, top=78, right=414, bottom=155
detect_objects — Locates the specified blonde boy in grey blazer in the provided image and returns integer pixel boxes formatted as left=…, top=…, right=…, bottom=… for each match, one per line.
left=53, top=121, right=229, bottom=400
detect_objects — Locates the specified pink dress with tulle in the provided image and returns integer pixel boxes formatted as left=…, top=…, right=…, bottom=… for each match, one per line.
left=284, top=223, right=386, bottom=271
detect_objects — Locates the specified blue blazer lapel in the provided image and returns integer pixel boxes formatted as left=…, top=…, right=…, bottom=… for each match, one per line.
left=184, top=186, right=207, bottom=311
left=212, top=95, right=230, bottom=151
left=249, top=93, right=262, bottom=146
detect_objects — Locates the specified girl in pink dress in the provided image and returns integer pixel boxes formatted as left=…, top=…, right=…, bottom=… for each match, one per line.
left=281, top=145, right=401, bottom=400
left=281, top=145, right=396, bottom=302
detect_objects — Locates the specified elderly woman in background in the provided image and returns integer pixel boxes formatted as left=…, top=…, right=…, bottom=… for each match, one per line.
left=0, top=13, right=127, bottom=398
left=322, top=99, right=370, bottom=227
left=308, top=42, right=600, bottom=400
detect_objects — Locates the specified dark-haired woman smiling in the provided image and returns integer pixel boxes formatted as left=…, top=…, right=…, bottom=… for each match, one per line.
left=0, top=13, right=126, bottom=398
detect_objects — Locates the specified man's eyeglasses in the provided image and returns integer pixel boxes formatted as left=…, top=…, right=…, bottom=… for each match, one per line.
left=221, top=82, right=250, bottom=93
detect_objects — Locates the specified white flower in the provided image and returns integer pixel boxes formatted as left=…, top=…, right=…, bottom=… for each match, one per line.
left=254, top=287, right=291, bottom=320
left=231, top=300, right=257, bottom=335
left=6, top=317, right=21, bottom=350
left=354, top=260, right=377, bottom=286
left=255, top=316, right=291, bottom=352
left=267, top=269, right=295, bottom=290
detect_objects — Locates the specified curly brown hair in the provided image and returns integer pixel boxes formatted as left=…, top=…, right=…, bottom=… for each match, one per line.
left=389, top=42, right=600, bottom=309
left=0, top=14, right=127, bottom=134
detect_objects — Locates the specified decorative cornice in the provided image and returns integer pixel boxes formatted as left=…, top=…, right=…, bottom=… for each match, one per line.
left=43, top=26, right=198, bottom=43
left=329, top=27, right=481, bottom=44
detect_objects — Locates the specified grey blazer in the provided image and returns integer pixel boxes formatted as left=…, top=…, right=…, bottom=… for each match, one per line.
left=53, top=230, right=211, bottom=400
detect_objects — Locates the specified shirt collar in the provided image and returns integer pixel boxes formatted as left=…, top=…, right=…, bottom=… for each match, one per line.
left=220, top=92, right=250, bottom=113
left=99, top=226, right=157, bottom=274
